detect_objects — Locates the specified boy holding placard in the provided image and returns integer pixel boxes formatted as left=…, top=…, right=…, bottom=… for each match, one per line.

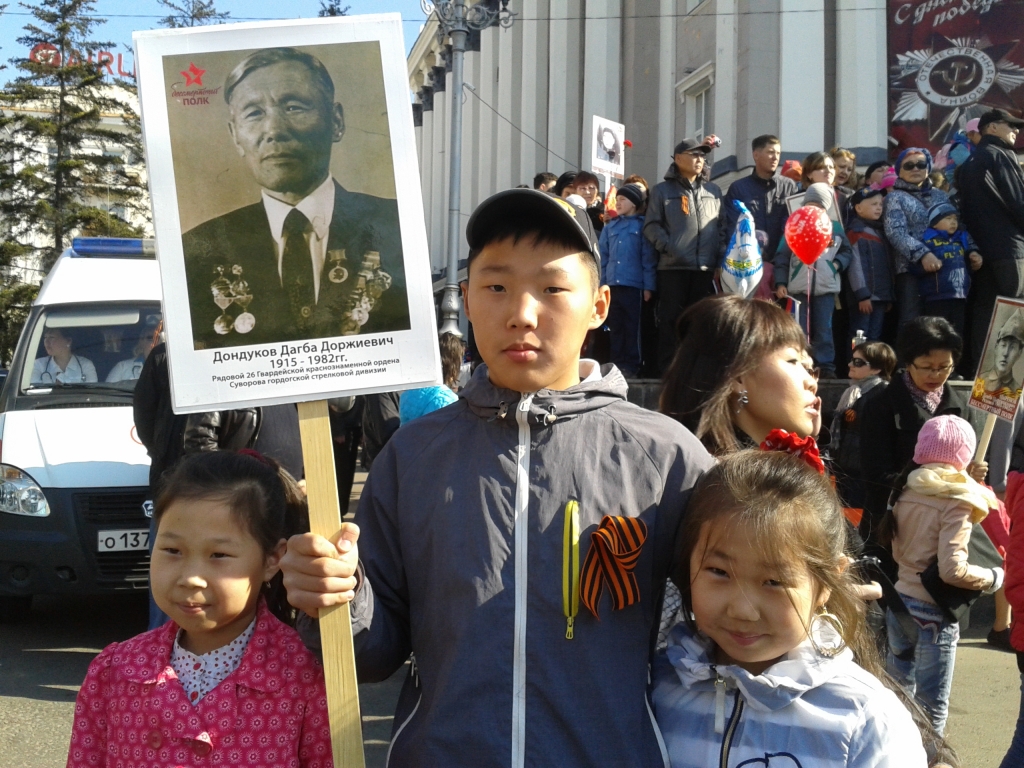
left=281, top=189, right=713, bottom=767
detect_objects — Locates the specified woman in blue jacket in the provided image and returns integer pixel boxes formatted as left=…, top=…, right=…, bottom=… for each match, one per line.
left=599, top=183, right=658, bottom=377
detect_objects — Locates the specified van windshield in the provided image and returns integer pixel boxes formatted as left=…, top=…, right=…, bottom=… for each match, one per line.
left=20, top=304, right=163, bottom=396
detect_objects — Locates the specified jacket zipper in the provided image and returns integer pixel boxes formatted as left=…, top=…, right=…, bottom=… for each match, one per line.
left=718, top=690, right=744, bottom=768
left=511, top=393, right=534, bottom=768
left=646, top=669, right=671, bottom=768
left=385, top=690, right=422, bottom=768
left=562, top=500, right=580, bottom=639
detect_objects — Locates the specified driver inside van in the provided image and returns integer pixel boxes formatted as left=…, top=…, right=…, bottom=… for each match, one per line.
left=31, top=327, right=98, bottom=385
left=106, top=334, right=157, bottom=383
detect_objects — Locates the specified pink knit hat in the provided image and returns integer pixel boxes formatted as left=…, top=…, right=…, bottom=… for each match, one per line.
left=913, top=415, right=976, bottom=470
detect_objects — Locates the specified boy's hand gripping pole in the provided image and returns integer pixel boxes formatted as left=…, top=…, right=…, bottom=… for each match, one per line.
left=297, top=400, right=365, bottom=768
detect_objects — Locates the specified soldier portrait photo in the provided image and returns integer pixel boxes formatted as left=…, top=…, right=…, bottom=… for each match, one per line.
left=971, top=298, right=1024, bottom=420
left=166, top=43, right=410, bottom=350
left=980, top=308, right=1024, bottom=400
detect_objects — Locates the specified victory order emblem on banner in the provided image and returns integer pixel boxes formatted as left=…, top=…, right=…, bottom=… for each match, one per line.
left=134, top=14, right=440, bottom=414
left=888, top=0, right=1024, bottom=152
left=971, top=296, right=1024, bottom=422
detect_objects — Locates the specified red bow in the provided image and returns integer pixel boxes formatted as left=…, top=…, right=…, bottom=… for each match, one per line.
left=759, top=429, right=825, bottom=475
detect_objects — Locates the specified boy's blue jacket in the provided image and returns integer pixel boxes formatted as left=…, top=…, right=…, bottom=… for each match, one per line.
left=600, top=213, right=658, bottom=290
left=350, top=363, right=714, bottom=768
left=908, top=227, right=973, bottom=301
left=653, top=623, right=928, bottom=767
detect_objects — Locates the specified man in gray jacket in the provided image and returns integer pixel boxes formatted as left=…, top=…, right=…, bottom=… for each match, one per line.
left=643, top=138, right=723, bottom=373
left=281, top=189, right=713, bottom=768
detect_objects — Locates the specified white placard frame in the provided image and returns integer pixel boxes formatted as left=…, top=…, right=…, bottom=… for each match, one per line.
left=590, top=115, right=625, bottom=180
left=134, top=14, right=440, bottom=414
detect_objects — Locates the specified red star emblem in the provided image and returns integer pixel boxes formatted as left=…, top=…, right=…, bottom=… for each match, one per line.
left=181, top=62, right=205, bottom=87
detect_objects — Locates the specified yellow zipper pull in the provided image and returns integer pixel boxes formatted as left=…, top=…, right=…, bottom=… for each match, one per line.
left=562, top=500, right=580, bottom=639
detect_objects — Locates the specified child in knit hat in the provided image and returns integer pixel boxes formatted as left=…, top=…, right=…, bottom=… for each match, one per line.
left=886, top=414, right=1002, bottom=735
left=908, top=202, right=982, bottom=340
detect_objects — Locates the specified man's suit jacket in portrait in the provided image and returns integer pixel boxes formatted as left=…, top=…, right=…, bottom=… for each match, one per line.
left=182, top=180, right=410, bottom=350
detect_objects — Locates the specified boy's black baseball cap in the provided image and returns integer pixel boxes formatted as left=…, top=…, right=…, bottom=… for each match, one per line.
left=466, top=188, right=601, bottom=271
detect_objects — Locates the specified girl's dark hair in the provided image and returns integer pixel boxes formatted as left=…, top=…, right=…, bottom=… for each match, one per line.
left=553, top=171, right=577, bottom=196
left=854, top=340, right=897, bottom=381
left=439, top=332, right=466, bottom=389
left=155, top=451, right=309, bottom=626
left=801, top=151, right=834, bottom=187
left=897, top=315, right=962, bottom=366
left=659, top=296, right=808, bottom=455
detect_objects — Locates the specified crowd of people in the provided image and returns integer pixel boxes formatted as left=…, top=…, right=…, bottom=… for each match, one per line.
left=534, top=108, right=1024, bottom=384
left=62, top=112, right=1024, bottom=768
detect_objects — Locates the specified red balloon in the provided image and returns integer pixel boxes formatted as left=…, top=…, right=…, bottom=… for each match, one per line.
left=785, top=206, right=833, bottom=266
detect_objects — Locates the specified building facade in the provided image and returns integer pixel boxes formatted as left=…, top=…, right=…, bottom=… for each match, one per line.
left=407, top=0, right=888, bottom=280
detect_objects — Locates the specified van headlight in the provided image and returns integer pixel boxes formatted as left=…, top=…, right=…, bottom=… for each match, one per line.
left=0, top=465, right=49, bottom=517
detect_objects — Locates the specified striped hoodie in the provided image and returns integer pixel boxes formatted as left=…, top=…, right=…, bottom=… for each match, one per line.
left=652, top=623, right=927, bottom=768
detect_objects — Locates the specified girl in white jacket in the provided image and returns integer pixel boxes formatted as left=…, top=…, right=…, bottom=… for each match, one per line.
left=653, top=439, right=930, bottom=767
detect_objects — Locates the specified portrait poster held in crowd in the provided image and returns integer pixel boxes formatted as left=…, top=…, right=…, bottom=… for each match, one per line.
left=590, top=115, right=626, bottom=205
left=970, top=297, right=1024, bottom=460
left=134, top=15, right=441, bottom=767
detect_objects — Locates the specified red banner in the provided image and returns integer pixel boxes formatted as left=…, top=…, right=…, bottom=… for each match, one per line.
left=888, top=0, right=1024, bottom=154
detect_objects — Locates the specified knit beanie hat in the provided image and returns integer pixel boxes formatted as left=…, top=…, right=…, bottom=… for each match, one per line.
left=895, top=147, right=933, bottom=175
left=617, top=183, right=645, bottom=208
left=928, top=201, right=958, bottom=227
left=803, top=182, right=834, bottom=210
left=913, top=415, right=976, bottom=470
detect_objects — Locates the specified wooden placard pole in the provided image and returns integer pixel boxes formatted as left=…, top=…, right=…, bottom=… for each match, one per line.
left=976, top=412, right=998, bottom=463
left=297, top=399, right=365, bottom=768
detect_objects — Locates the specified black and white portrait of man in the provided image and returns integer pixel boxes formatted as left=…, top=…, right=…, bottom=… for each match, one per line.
left=180, top=46, right=409, bottom=350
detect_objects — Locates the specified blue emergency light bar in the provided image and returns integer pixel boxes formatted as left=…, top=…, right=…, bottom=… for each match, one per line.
left=69, top=238, right=156, bottom=258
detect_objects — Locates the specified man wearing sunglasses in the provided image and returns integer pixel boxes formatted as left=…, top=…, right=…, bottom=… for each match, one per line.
left=959, top=109, right=1024, bottom=361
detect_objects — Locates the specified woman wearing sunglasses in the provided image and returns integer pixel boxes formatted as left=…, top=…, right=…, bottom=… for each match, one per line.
left=882, top=147, right=954, bottom=332
left=830, top=341, right=897, bottom=510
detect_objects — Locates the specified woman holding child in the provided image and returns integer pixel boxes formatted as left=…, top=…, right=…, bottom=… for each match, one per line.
left=883, top=148, right=952, bottom=330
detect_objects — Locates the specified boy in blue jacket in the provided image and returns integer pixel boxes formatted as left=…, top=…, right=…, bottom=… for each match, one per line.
left=280, top=189, right=714, bottom=768
left=909, top=201, right=982, bottom=340
left=599, top=183, right=658, bottom=377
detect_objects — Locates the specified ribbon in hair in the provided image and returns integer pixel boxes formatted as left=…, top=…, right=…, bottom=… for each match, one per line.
left=238, top=448, right=274, bottom=467
left=580, top=515, right=648, bottom=619
left=759, top=428, right=825, bottom=475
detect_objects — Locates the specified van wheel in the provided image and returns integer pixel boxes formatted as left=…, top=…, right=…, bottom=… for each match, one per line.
left=0, top=595, right=32, bottom=622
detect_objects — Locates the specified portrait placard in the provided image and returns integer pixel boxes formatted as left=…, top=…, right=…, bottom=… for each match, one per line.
left=970, top=296, right=1024, bottom=422
left=134, top=15, right=439, bottom=413
left=590, top=115, right=625, bottom=179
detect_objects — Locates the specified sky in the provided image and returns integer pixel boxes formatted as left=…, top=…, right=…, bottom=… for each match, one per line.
left=0, top=0, right=430, bottom=73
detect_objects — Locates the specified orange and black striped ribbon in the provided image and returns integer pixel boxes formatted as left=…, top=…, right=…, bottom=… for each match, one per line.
left=580, top=515, right=648, bottom=620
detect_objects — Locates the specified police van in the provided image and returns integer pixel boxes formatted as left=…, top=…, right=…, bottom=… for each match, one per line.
left=0, top=238, right=160, bottom=620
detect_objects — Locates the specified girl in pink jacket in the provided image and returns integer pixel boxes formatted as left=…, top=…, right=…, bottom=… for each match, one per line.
left=67, top=451, right=333, bottom=768
left=886, top=415, right=1002, bottom=736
